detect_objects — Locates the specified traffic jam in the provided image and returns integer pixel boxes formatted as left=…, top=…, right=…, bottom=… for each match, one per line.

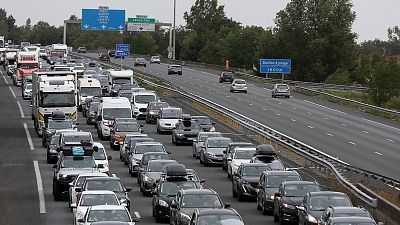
left=0, top=43, right=380, bottom=225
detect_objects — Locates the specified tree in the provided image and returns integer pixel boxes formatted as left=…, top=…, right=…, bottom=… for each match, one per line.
left=275, top=0, right=357, bottom=82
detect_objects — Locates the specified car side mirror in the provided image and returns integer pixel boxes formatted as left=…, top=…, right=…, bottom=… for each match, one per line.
left=227, top=157, right=232, bottom=161
left=200, top=179, right=206, bottom=184
left=275, top=192, right=281, bottom=197
left=93, top=146, right=98, bottom=151
left=140, top=124, right=144, bottom=127
left=224, top=202, right=231, bottom=208
left=70, top=203, right=77, bottom=208
left=166, top=151, right=172, bottom=154
left=56, top=147, right=62, bottom=152
left=212, top=121, right=216, bottom=125
left=151, top=190, right=157, bottom=195
left=75, top=187, right=82, bottom=192
left=233, top=172, right=239, bottom=177
left=170, top=202, right=178, bottom=209
left=69, top=182, right=74, bottom=187
left=107, top=156, right=112, bottom=160
left=52, top=164, right=57, bottom=168
left=77, top=219, right=85, bottom=223
left=193, top=140, right=197, bottom=143
left=125, top=187, right=132, bottom=192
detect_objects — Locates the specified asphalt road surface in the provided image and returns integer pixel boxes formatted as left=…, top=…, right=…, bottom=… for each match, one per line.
left=84, top=53, right=400, bottom=181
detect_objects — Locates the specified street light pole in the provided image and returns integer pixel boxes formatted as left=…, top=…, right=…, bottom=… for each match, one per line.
left=173, top=0, right=176, bottom=60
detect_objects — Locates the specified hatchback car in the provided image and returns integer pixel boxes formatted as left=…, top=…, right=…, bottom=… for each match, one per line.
left=192, top=132, right=223, bottom=158
left=191, top=116, right=215, bottom=132
left=222, top=142, right=255, bottom=171
left=172, top=118, right=202, bottom=145
left=150, top=56, right=161, bottom=64
left=200, top=137, right=233, bottom=166
left=157, top=107, right=183, bottom=133
left=138, top=159, right=178, bottom=195
left=99, top=53, right=110, bottom=62
left=227, top=147, right=256, bottom=178
left=230, top=79, right=247, bottom=93
left=77, top=47, right=87, bottom=53
left=128, top=142, right=167, bottom=176
left=272, top=83, right=290, bottom=98
left=77, top=205, right=140, bottom=225
left=134, top=58, right=147, bottom=67
left=110, top=121, right=142, bottom=150
left=219, top=71, right=235, bottom=83
left=189, top=208, right=244, bottom=225
left=168, top=65, right=182, bottom=75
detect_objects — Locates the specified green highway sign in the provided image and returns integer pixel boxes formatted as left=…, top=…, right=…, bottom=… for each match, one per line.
left=127, top=18, right=155, bottom=24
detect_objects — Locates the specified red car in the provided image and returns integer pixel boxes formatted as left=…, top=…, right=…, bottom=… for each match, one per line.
left=219, top=71, right=235, bottom=83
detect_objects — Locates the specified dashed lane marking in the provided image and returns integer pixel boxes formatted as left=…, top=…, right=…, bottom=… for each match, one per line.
left=2, top=75, right=9, bottom=84
left=17, top=101, right=25, bottom=118
left=8, top=86, right=16, bottom=98
left=304, top=100, right=346, bottom=114
left=23, top=123, right=34, bottom=150
left=33, top=161, right=46, bottom=214
left=349, top=142, right=357, bottom=146
left=374, top=152, right=383, bottom=156
left=326, top=133, right=334, bottom=137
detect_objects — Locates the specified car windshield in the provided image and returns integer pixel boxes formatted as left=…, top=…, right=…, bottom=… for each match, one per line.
left=199, top=133, right=222, bottom=142
left=119, top=92, right=132, bottom=98
left=150, top=102, right=169, bottom=110
left=152, top=56, right=160, bottom=59
left=234, top=150, right=256, bottom=159
left=103, top=108, right=131, bottom=120
left=87, top=209, right=130, bottom=222
left=198, top=215, right=242, bottom=225
left=207, top=139, right=232, bottom=148
left=62, top=157, right=96, bottom=168
left=235, top=80, right=246, bottom=84
left=74, top=66, right=85, bottom=70
left=50, top=135, right=60, bottom=145
left=161, top=109, right=182, bottom=119
left=26, top=84, right=32, bottom=89
left=194, top=117, right=211, bottom=125
left=181, top=194, right=222, bottom=208
left=277, top=85, right=288, bottom=90
left=79, top=194, right=119, bottom=206
left=266, top=175, right=301, bottom=187
left=113, top=78, right=131, bottom=84
left=135, top=145, right=164, bottom=154
left=97, top=76, right=108, bottom=83
left=160, top=181, right=198, bottom=195
left=142, top=154, right=169, bottom=164
left=179, top=121, right=201, bottom=130
left=129, top=139, right=154, bottom=148
left=80, top=87, right=101, bottom=97
left=242, top=166, right=270, bottom=176
left=84, top=70, right=96, bottom=74
left=18, top=63, right=38, bottom=69
left=135, top=95, right=156, bottom=103
left=309, top=195, right=352, bottom=211
left=116, top=123, right=140, bottom=132
left=63, top=134, right=92, bottom=144
left=85, top=180, right=124, bottom=192
left=284, top=184, right=320, bottom=197
left=93, top=148, right=106, bottom=160
left=47, top=120, right=72, bottom=129
left=40, top=92, right=75, bottom=107
left=223, top=72, right=233, bottom=77
left=89, top=102, right=99, bottom=112
left=147, top=161, right=177, bottom=172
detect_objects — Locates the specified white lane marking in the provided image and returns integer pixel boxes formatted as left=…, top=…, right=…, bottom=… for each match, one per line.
left=8, top=86, right=16, bottom=98
left=276, top=113, right=280, bottom=116
left=263, top=108, right=267, bottom=111
left=33, top=161, right=46, bottom=214
left=386, top=139, right=394, bottom=143
left=349, top=142, right=357, bottom=146
left=307, top=112, right=312, bottom=115
left=2, top=76, right=9, bottom=84
left=326, top=133, right=334, bottom=137
left=17, top=101, right=25, bottom=118
left=361, top=118, right=400, bottom=132
left=304, top=100, right=346, bottom=114
left=198, top=85, right=202, bottom=88
left=291, top=107, right=296, bottom=110
left=374, top=152, right=383, bottom=156
left=277, top=102, right=282, bottom=105
left=226, top=96, right=231, bottom=98
left=265, top=99, right=269, bottom=101
left=291, top=119, right=296, bottom=122
left=249, top=103, right=253, bottom=106
left=23, top=123, right=34, bottom=150
left=308, top=126, right=314, bottom=129
left=324, top=117, right=329, bottom=120
left=342, top=123, right=348, bottom=127
left=362, top=131, right=369, bottom=134
left=0, top=70, right=3, bottom=75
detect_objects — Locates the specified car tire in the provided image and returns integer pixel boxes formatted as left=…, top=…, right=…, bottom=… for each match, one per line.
left=237, top=189, right=245, bottom=202
left=53, top=181, right=62, bottom=201
left=244, top=91, right=248, bottom=93
left=232, top=184, right=237, bottom=197
left=155, top=214, right=163, bottom=223
left=274, top=211, right=279, bottom=222
left=228, top=168, right=232, bottom=178
left=178, top=72, right=182, bottom=75
left=262, top=199, right=268, bottom=215
left=46, top=154, right=53, bottom=164
left=256, top=197, right=262, bottom=210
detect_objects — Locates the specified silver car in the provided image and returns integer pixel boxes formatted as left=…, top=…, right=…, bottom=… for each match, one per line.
left=192, top=132, right=222, bottom=158
left=271, top=83, right=290, bottom=98
left=230, top=79, right=247, bottom=93
left=200, top=137, right=233, bottom=166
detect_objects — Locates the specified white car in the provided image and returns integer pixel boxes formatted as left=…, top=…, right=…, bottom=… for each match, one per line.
left=93, top=142, right=112, bottom=173
left=227, top=147, right=256, bottom=178
left=77, top=205, right=140, bottom=225
left=149, top=56, right=161, bottom=64
left=156, top=107, right=183, bottom=133
left=72, top=190, right=120, bottom=225
left=271, top=83, right=290, bottom=98
left=230, top=79, right=248, bottom=93
left=68, top=172, right=109, bottom=208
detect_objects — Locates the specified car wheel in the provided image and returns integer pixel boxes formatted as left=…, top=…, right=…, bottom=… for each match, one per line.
left=155, top=214, right=163, bottom=223
left=256, top=196, right=262, bottom=210
left=200, top=153, right=204, bottom=164
left=192, top=148, right=196, bottom=158
left=232, top=184, right=237, bottom=197
left=262, top=199, right=268, bottom=215
left=274, top=210, right=279, bottom=222
left=228, top=168, right=232, bottom=178
left=237, top=189, right=245, bottom=202
left=53, top=181, right=62, bottom=201
left=46, top=154, right=52, bottom=164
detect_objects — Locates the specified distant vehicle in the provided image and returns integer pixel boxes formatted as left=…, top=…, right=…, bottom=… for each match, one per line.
left=99, top=53, right=110, bottom=62
left=22, top=82, right=32, bottom=99
left=272, top=83, right=290, bottom=98
left=168, top=65, right=182, bottom=75
left=230, top=79, right=247, bottom=93
left=77, top=47, right=86, bottom=54
left=93, top=142, right=113, bottom=173
left=108, top=50, right=116, bottom=57
left=149, top=56, right=161, bottom=64
left=134, top=58, right=147, bottom=67
left=38, top=48, right=48, bottom=59
left=219, top=71, right=235, bottom=83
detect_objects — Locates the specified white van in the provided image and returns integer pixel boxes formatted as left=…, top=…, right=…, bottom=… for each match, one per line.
left=131, top=90, right=160, bottom=119
left=105, top=69, right=134, bottom=93
left=96, top=97, right=132, bottom=140
left=77, top=78, right=101, bottom=111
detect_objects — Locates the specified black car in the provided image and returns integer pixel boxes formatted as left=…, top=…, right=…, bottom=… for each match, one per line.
left=219, top=71, right=235, bottom=83
left=222, top=142, right=254, bottom=170
left=170, top=189, right=230, bottom=225
left=99, top=53, right=110, bottom=62
left=86, top=101, right=100, bottom=125
left=191, top=116, right=215, bottom=132
left=172, top=117, right=202, bottom=145
left=232, top=163, right=272, bottom=201
left=273, top=181, right=321, bottom=224
left=108, top=50, right=116, bottom=57
left=189, top=208, right=244, bottom=225
left=80, top=177, right=132, bottom=211
left=152, top=164, right=201, bottom=222
left=47, top=135, right=60, bottom=164
left=146, top=102, right=169, bottom=124
left=139, top=159, right=178, bottom=196
left=42, top=118, right=73, bottom=147
left=326, top=216, right=379, bottom=225
left=250, top=144, right=285, bottom=170
left=256, top=170, right=301, bottom=215
left=298, top=191, right=353, bottom=225
left=320, top=206, right=374, bottom=225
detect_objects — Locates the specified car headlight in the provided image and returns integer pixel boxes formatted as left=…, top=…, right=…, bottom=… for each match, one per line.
left=283, top=203, right=296, bottom=209
left=176, top=133, right=184, bottom=137
left=144, top=175, right=153, bottom=182
left=268, top=195, right=275, bottom=200
left=210, top=126, right=216, bottom=132
left=158, top=199, right=169, bottom=207
left=180, top=213, right=191, bottom=221
left=149, top=111, right=155, bottom=115
left=241, top=180, right=250, bottom=185
left=206, top=152, right=215, bottom=156
left=59, top=174, right=67, bottom=179
left=120, top=198, right=127, bottom=204
left=306, top=214, right=318, bottom=223
left=49, top=149, right=57, bottom=153
left=76, top=211, right=84, bottom=220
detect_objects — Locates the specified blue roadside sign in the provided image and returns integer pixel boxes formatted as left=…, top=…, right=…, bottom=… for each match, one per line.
left=260, top=59, right=291, bottom=74
left=116, top=44, right=130, bottom=52
left=81, top=9, right=125, bottom=31
left=116, top=51, right=129, bottom=57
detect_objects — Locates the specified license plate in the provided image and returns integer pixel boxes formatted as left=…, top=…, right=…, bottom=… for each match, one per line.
left=188, top=138, right=195, bottom=141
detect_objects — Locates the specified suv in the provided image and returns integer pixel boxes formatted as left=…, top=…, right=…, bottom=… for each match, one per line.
left=172, top=115, right=202, bottom=145
left=77, top=47, right=86, bottom=53
left=168, top=65, right=182, bottom=75
left=219, top=71, right=235, bottom=83
left=272, top=83, right=290, bottom=98
left=42, top=117, right=74, bottom=147
left=110, top=120, right=142, bottom=150
left=150, top=56, right=161, bottom=64
left=146, top=102, right=169, bottom=124
left=222, top=142, right=254, bottom=171
left=134, top=58, right=147, bottom=67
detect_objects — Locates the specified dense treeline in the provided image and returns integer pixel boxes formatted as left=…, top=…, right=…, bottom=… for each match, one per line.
left=1, top=0, right=400, bottom=108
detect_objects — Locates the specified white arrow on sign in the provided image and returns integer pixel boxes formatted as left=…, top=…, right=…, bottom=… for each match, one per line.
left=83, top=24, right=89, bottom=29
left=118, top=25, right=124, bottom=30
left=101, top=25, right=107, bottom=29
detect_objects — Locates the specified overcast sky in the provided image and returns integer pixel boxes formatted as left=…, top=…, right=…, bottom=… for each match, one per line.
left=0, top=0, right=399, bottom=42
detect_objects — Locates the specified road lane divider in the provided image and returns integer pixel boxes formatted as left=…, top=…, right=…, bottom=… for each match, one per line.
left=23, top=123, right=34, bottom=150
left=8, top=86, right=16, bottom=98
left=2, top=75, right=9, bottom=84
left=33, top=161, right=46, bottom=214
left=17, top=101, right=25, bottom=118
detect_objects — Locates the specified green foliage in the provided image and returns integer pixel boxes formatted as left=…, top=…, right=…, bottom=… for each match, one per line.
left=384, top=96, right=400, bottom=111
left=325, top=68, right=351, bottom=85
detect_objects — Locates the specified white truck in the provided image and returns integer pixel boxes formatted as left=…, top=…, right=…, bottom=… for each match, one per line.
left=102, top=69, right=134, bottom=95
left=77, top=78, right=102, bottom=111
left=31, top=71, right=78, bottom=137
left=51, top=44, right=68, bottom=57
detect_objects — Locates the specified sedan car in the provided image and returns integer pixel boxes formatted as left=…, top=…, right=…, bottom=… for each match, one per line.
left=146, top=102, right=169, bottom=124
left=157, top=107, right=183, bottom=133
left=136, top=152, right=171, bottom=185
left=222, top=142, right=254, bottom=171
left=77, top=205, right=140, bottom=225
left=189, top=208, right=244, bottom=225
left=99, top=53, right=110, bottom=62
left=110, top=121, right=142, bottom=150
left=150, top=56, right=161, bottom=64
left=219, top=71, right=235, bottom=83
left=226, top=147, right=256, bottom=178
left=200, top=137, right=233, bottom=166
left=172, top=118, right=202, bottom=145
left=298, top=191, right=353, bottom=225
left=170, top=189, right=230, bottom=225
left=191, top=116, right=215, bottom=132
left=320, top=206, right=374, bottom=224
left=168, top=65, right=182, bottom=75
left=192, top=132, right=222, bottom=159
left=93, top=142, right=113, bottom=173
left=134, top=58, right=147, bottom=67
left=256, top=170, right=301, bottom=214
left=128, top=142, right=166, bottom=176
left=272, top=83, right=290, bottom=98
left=230, top=79, right=247, bottom=93
left=22, top=82, right=32, bottom=99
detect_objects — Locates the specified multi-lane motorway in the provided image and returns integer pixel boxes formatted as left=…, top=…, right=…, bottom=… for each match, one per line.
left=84, top=53, right=400, bottom=180
left=1, top=65, right=301, bottom=225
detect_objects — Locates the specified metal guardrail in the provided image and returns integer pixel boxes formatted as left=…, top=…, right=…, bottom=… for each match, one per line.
left=297, top=86, right=400, bottom=116
left=72, top=52, right=400, bottom=207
